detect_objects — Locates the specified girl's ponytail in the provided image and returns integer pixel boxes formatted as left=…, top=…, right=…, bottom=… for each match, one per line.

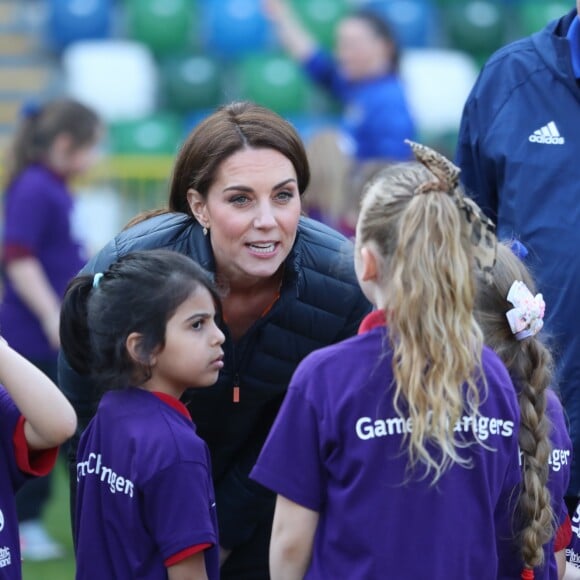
left=475, top=243, right=553, bottom=569
left=60, top=275, right=94, bottom=376
left=357, top=141, right=497, bottom=482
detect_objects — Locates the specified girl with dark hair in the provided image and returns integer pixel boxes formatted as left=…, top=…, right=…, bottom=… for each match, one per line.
left=475, top=243, right=572, bottom=580
left=60, top=249, right=225, bottom=580
left=251, top=142, right=522, bottom=578
left=0, top=97, right=101, bottom=559
left=58, top=101, right=371, bottom=579
left=264, top=0, right=416, bottom=161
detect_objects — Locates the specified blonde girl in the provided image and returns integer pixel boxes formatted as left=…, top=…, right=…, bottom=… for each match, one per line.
left=251, top=142, right=523, bottom=578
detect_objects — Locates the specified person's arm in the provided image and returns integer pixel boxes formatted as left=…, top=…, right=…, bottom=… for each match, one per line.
left=167, top=552, right=209, bottom=580
left=455, top=81, right=499, bottom=219
left=262, top=0, right=317, bottom=61
left=270, top=495, right=318, bottom=580
left=0, top=338, right=76, bottom=449
left=5, top=257, right=61, bottom=349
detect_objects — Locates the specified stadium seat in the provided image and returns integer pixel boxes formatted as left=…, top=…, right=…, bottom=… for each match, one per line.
left=443, top=1, right=507, bottom=61
left=126, top=0, right=195, bottom=56
left=63, top=40, right=158, bottom=122
left=107, top=113, right=183, bottom=155
left=201, top=0, right=271, bottom=58
left=399, top=48, right=479, bottom=137
left=362, top=0, right=436, bottom=48
left=284, top=113, right=341, bottom=142
left=237, top=54, right=312, bottom=114
left=291, top=0, right=348, bottom=50
left=160, top=54, right=222, bottom=113
left=518, top=1, right=570, bottom=37
left=47, top=0, right=112, bottom=50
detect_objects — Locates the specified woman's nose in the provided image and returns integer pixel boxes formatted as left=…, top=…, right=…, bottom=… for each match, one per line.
left=254, top=202, right=277, bottom=228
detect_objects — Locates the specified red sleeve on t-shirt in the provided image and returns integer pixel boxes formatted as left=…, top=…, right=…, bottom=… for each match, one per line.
left=2, top=243, right=35, bottom=263
left=164, top=543, right=213, bottom=567
left=554, top=514, right=572, bottom=552
left=12, top=415, right=59, bottom=476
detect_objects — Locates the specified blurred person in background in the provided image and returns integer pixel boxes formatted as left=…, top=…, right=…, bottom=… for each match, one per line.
left=456, top=1, right=580, bottom=520
left=264, top=0, right=416, bottom=162
left=0, top=98, right=102, bottom=560
left=303, top=129, right=392, bottom=239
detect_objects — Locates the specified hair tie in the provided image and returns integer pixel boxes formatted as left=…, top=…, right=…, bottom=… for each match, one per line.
left=509, top=239, right=529, bottom=260
left=505, top=280, right=545, bottom=340
left=405, top=139, right=497, bottom=282
left=93, top=273, right=104, bottom=289
left=20, top=100, right=41, bottom=120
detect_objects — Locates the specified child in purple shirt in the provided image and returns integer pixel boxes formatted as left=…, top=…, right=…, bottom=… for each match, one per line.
left=251, top=142, right=523, bottom=578
left=475, top=243, right=573, bottom=580
left=60, top=250, right=225, bottom=580
left=0, top=337, right=77, bottom=578
left=0, top=98, right=101, bottom=557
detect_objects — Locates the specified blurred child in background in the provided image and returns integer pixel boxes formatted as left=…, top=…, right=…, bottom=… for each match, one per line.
left=264, top=0, right=416, bottom=162
left=0, top=98, right=102, bottom=559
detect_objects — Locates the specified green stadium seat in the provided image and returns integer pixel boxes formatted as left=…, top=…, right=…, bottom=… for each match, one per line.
left=444, top=1, right=507, bottom=61
left=238, top=54, right=312, bottom=114
left=160, top=54, right=222, bottom=112
left=291, top=0, right=348, bottom=50
left=125, top=0, right=195, bottom=56
left=108, top=113, right=183, bottom=155
left=518, top=1, right=570, bottom=37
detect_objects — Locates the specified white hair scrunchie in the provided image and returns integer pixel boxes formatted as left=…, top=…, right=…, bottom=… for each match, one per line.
left=505, top=280, right=545, bottom=340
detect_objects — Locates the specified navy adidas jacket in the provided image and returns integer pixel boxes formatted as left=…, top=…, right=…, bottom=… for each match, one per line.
left=58, top=213, right=371, bottom=561
left=457, top=10, right=580, bottom=493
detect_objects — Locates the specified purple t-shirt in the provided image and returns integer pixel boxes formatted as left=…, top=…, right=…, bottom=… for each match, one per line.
left=531, top=389, right=572, bottom=579
left=0, top=164, right=86, bottom=359
left=0, top=386, right=57, bottom=579
left=251, top=324, right=521, bottom=579
left=568, top=502, right=580, bottom=568
left=75, top=389, right=219, bottom=580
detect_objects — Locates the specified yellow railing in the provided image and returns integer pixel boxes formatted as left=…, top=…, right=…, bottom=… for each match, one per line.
left=77, top=155, right=176, bottom=213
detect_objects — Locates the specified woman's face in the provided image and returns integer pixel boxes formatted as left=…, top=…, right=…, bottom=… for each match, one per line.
left=188, top=147, right=302, bottom=287
left=336, top=17, right=393, bottom=80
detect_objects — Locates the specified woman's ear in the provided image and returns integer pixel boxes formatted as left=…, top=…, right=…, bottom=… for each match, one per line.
left=126, top=332, right=156, bottom=367
left=187, top=189, right=209, bottom=229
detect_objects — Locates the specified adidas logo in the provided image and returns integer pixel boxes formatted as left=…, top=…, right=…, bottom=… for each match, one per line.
left=528, top=121, right=565, bottom=145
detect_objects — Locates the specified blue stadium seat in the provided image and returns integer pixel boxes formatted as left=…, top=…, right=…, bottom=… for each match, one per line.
left=47, top=0, right=112, bottom=50
left=284, top=113, right=341, bottom=143
left=361, top=0, right=436, bottom=48
left=201, top=0, right=271, bottom=58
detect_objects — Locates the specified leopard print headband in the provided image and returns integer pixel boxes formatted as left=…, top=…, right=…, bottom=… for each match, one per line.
left=405, top=139, right=497, bottom=281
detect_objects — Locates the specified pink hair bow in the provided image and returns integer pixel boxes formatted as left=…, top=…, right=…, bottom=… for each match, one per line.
left=505, top=281, right=545, bottom=340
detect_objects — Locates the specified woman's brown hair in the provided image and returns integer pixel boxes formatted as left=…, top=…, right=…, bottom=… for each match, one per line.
left=169, top=101, right=310, bottom=215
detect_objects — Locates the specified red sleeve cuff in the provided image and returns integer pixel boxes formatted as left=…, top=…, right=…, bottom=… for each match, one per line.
left=3, top=243, right=35, bottom=264
left=13, top=415, right=59, bottom=476
left=554, top=514, right=573, bottom=552
left=164, top=543, right=213, bottom=567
